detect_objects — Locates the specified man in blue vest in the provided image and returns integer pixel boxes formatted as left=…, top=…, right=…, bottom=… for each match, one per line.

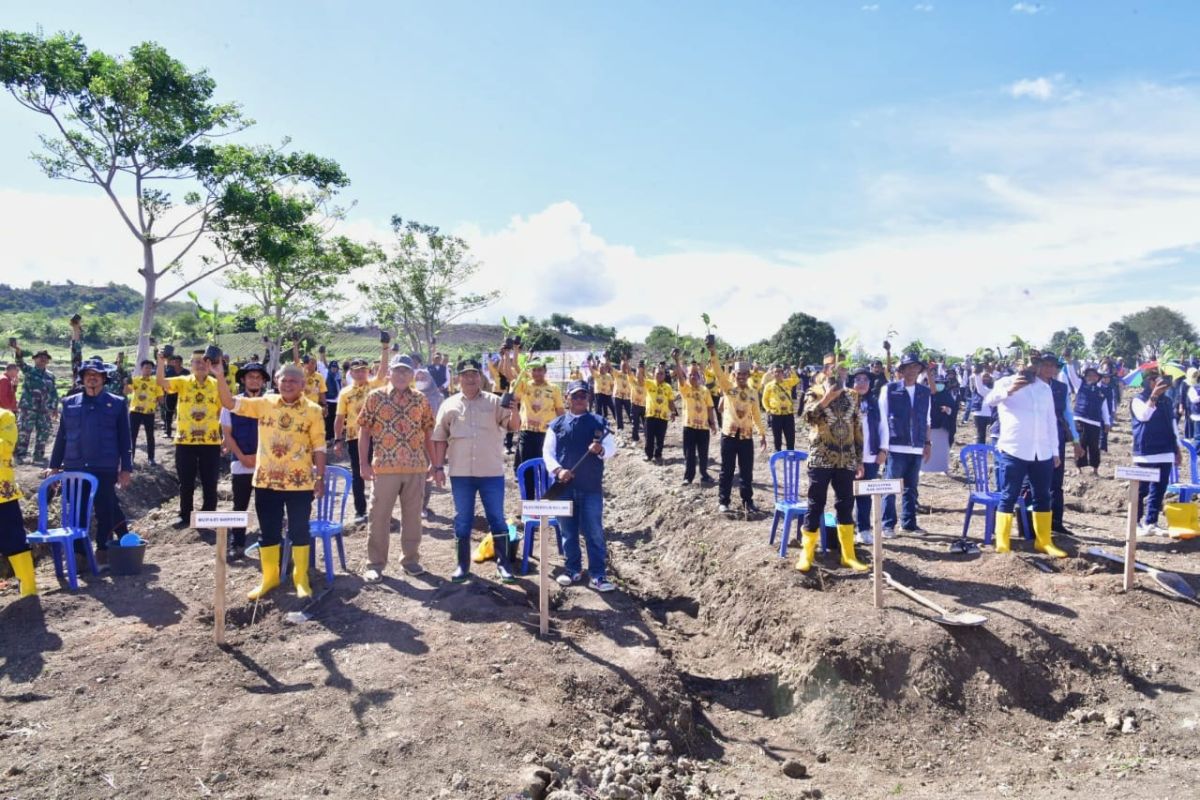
left=1131, top=363, right=1181, bottom=537
left=1073, top=366, right=1111, bottom=476
left=1036, top=352, right=1079, bottom=534
left=851, top=368, right=887, bottom=544
left=878, top=352, right=932, bottom=536
left=47, top=357, right=133, bottom=559
left=542, top=381, right=618, bottom=592
left=220, top=362, right=269, bottom=561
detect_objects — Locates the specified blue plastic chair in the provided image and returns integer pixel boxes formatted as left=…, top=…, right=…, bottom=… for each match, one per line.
left=767, top=450, right=830, bottom=558
left=26, top=472, right=100, bottom=590
left=1168, top=441, right=1200, bottom=502
left=516, top=458, right=563, bottom=575
left=282, top=466, right=351, bottom=587
left=958, top=444, right=1032, bottom=547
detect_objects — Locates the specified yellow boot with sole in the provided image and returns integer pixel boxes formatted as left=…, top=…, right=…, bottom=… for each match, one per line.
left=1032, top=510, right=1068, bottom=558
left=292, top=544, right=312, bottom=598
left=837, top=524, right=870, bottom=572
left=248, top=544, right=281, bottom=600
left=994, top=511, right=1014, bottom=554
left=794, top=530, right=819, bottom=573
left=8, top=551, right=37, bottom=597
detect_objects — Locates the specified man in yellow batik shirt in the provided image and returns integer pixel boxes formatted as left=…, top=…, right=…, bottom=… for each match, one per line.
left=612, top=362, right=631, bottom=433
left=215, top=361, right=326, bottom=600
left=672, top=350, right=717, bottom=484
left=642, top=362, right=676, bottom=465
left=0, top=407, right=36, bottom=597
left=334, top=342, right=390, bottom=523
left=594, top=360, right=615, bottom=422
left=761, top=364, right=800, bottom=452
left=622, top=358, right=647, bottom=443
left=128, top=358, right=164, bottom=466
left=513, top=359, right=565, bottom=499
left=158, top=349, right=223, bottom=528
left=709, top=342, right=767, bottom=513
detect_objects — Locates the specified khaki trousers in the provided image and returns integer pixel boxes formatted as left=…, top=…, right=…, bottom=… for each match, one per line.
left=367, top=472, right=426, bottom=571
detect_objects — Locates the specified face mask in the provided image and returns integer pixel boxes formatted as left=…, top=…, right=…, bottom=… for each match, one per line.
left=936, top=382, right=945, bottom=392
left=416, top=379, right=432, bottom=391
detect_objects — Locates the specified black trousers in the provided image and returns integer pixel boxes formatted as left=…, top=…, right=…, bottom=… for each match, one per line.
left=805, top=466, right=855, bottom=531
left=324, top=404, right=337, bottom=442
left=161, top=395, right=178, bottom=437
left=719, top=435, right=755, bottom=505
left=78, top=468, right=128, bottom=550
left=682, top=427, right=711, bottom=481
left=974, top=415, right=991, bottom=444
left=644, top=417, right=667, bottom=460
left=255, top=488, right=313, bottom=547
left=595, top=393, right=614, bottom=420
left=1077, top=422, right=1102, bottom=469
left=347, top=439, right=369, bottom=516
left=230, top=472, right=254, bottom=547
left=769, top=414, right=795, bottom=452
left=0, top=498, right=28, bottom=556
left=1051, top=438, right=1066, bottom=527
left=615, top=398, right=630, bottom=430
left=130, top=411, right=155, bottom=462
left=515, top=430, right=547, bottom=499
left=630, top=404, right=645, bottom=441
left=176, top=444, right=221, bottom=520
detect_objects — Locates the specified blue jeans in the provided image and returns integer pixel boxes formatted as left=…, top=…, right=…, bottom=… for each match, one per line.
left=882, top=451, right=922, bottom=530
left=997, top=451, right=1052, bottom=513
left=1134, top=461, right=1173, bottom=526
left=556, top=487, right=606, bottom=580
left=855, top=461, right=879, bottom=531
left=450, top=476, right=507, bottom=540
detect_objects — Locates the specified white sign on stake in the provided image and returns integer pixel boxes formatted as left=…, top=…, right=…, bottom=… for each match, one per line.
left=1114, top=466, right=1161, bottom=483
left=522, top=500, right=574, bottom=516
left=854, top=479, right=903, bottom=496
left=192, top=511, right=252, bottom=528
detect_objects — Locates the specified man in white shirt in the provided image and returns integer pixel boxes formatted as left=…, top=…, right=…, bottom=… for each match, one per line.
left=984, top=364, right=1067, bottom=557
left=542, top=381, right=618, bottom=592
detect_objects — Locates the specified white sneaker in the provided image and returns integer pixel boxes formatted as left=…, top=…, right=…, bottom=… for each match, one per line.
left=363, top=568, right=382, bottom=583
left=855, top=530, right=874, bottom=545
left=718, top=504, right=732, bottom=513
left=1136, top=523, right=1155, bottom=538
left=1152, top=524, right=1170, bottom=537
left=555, top=572, right=582, bottom=587
left=590, top=577, right=616, bottom=592
left=882, top=527, right=897, bottom=539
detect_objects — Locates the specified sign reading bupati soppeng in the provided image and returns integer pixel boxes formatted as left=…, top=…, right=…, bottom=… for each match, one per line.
left=522, top=500, right=574, bottom=517
left=1114, top=466, right=1161, bottom=482
left=854, top=479, right=903, bottom=496
left=192, top=511, right=251, bottom=528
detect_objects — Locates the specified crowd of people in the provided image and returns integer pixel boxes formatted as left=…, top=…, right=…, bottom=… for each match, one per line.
left=0, top=317, right=1194, bottom=601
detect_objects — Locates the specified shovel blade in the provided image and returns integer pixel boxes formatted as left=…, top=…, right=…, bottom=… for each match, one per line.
left=935, top=612, right=988, bottom=627
left=1154, top=572, right=1197, bottom=600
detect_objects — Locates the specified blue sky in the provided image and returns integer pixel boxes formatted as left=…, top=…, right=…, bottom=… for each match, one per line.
left=3, top=1, right=1200, bottom=350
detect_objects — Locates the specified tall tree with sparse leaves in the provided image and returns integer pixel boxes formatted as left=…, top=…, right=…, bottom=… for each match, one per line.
left=359, top=216, right=499, bottom=363
left=0, top=30, right=347, bottom=361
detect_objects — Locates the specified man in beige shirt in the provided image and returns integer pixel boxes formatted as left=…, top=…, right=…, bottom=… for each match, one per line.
left=431, top=358, right=521, bottom=584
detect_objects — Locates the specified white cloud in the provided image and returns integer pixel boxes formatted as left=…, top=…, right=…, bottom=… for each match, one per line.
left=914, top=3, right=934, bottom=11
left=1009, top=76, right=1056, bottom=100
left=1011, top=2, right=1042, bottom=13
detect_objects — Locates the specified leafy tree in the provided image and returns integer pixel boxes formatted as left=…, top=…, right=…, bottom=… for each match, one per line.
left=1120, top=305, right=1197, bottom=360
left=1046, top=326, right=1089, bottom=358
left=606, top=337, right=635, bottom=363
left=545, top=313, right=577, bottom=334
left=231, top=308, right=259, bottom=333
left=761, top=312, right=837, bottom=367
left=1092, top=322, right=1141, bottom=364
left=359, top=216, right=499, bottom=364
left=0, top=30, right=347, bottom=362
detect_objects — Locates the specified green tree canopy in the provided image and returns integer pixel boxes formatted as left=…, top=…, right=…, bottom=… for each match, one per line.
left=1120, top=305, right=1196, bottom=360
left=1092, top=321, right=1141, bottom=364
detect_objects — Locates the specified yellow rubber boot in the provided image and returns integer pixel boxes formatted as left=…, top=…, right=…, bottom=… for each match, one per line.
left=291, top=545, right=312, bottom=598
left=8, top=551, right=38, bottom=598
left=837, top=524, right=870, bottom=572
left=794, top=530, right=819, bottom=573
left=1032, top=511, right=1068, bottom=559
left=994, top=511, right=1014, bottom=554
left=248, top=544, right=281, bottom=600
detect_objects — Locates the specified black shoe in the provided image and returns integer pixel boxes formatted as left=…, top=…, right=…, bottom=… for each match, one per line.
left=1052, top=524, right=1073, bottom=536
left=226, top=545, right=245, bottom=563
left=699, top=475, right=715, bottom=485
left=743, top=500, right=761, bottom=514
left=173, top=518, right=189, bottom=529
left=681, top=479, right=693, bottom=486
left=451, top=538, right=471, bottom=583
left=654, top=457, right=664, bottom=466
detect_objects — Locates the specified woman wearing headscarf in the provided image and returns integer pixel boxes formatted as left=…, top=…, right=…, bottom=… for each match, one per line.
left=416, top=366, right=445, bottom=519
left=924, top=369, right=959, bottom=475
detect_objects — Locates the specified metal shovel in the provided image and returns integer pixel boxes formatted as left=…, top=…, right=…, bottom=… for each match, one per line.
left=1085, top=547, right=1197, bottom=600
left=882, top=572, right=988, bottom=627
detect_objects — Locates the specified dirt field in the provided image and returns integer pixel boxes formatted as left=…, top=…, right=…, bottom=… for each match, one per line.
left=3, top=410, right=1200, bottom=800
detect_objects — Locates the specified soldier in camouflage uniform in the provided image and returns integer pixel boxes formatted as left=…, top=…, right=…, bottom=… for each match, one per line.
left=11, top=345, right=59, bottom=463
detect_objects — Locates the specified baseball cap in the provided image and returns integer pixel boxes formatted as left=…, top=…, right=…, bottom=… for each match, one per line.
left=389, top=355, right=415, bottom=371
left=566, top=380, right=589, bottom=396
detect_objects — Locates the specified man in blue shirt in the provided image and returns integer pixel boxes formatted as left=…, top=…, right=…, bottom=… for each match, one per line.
left=48, top=357, right=134, bottom=559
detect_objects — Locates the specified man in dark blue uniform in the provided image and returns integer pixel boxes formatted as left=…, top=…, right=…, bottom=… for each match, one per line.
left=48, top=357, right=133, bottom=560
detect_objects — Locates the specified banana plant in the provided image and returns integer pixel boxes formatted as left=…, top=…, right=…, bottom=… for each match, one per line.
left=187, top=290, right=223, bottom=344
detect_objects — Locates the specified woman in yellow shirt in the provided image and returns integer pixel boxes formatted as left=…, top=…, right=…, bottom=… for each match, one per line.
left=214, top=361, right=327, bottom=600
left=0, top=409, right=36, bottom=597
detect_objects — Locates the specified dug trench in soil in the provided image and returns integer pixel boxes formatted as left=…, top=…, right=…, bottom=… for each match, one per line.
left=2, top=415, right=1200, bottom=799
